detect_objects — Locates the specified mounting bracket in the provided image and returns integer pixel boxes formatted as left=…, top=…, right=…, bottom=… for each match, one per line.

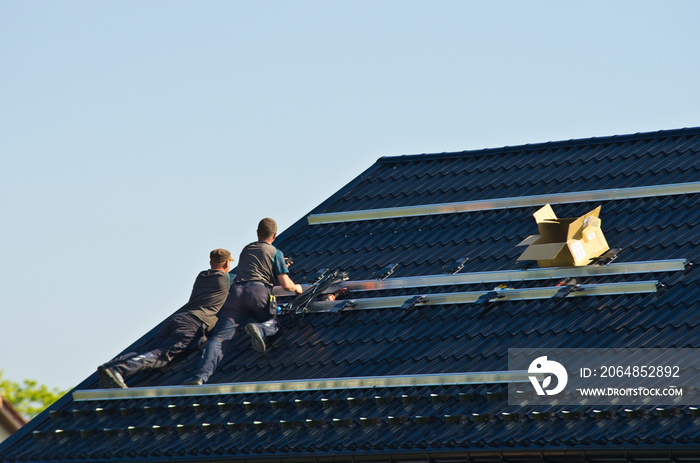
left=400, top=295, right=429, bottom=310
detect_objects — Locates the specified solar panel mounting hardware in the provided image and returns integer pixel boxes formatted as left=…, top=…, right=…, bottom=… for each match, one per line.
left=400, top=295, right=429, bottom=310
left=329, top=300, right=357, bottom=313
left=655, top=282, right=668, bottom=294
left=591, top=247, right=622, bottom=266
left=443, top=257, right=470, bottom=275
left=275, top=259, right=686, bottom=299
left=308, top=182, right=700, bottom=224
left=475, top=289, right=507, bottom=305
left=552, top=278, right=584, bottom=300
left=307, top=268, right=329, bottom=284
left=299, top=280, right=661, bottom=313
left=516, top=260, right=537, bottom=270
left=372, top=263, right=398, bottom=280
left=289, top=269, right=350, bottom=313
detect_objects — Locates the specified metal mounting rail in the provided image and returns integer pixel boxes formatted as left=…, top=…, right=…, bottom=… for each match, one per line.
left=73, top=371, right=538, bottom=401
left=301, top=281, right=659, bottom=313
left=273, top=259, right=686, bottom=296
left=307, top=182, right=700, bottom=224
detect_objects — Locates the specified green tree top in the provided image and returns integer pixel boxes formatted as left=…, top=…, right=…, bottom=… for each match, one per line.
left=0, top=370, right=68, bottom=419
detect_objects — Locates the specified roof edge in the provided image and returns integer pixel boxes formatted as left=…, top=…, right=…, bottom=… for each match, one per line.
left=0, top=396, right=27, bottom=434
left=377, top=126, right=700, bottom=164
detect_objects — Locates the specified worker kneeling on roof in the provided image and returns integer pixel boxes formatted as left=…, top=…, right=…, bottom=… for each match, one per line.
left=183, top=218, right=303, bottom=386
left=98, top=248, right=235, bottom=389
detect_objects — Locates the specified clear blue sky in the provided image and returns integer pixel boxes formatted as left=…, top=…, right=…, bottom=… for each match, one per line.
left=1, top=1, right=699, bottom=391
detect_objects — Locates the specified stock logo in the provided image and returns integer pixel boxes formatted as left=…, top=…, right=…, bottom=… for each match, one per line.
left=528, top=356, right=568, bottom=396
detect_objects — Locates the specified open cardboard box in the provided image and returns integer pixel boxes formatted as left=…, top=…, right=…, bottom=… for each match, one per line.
left=516, top=204, right=610, bottom=267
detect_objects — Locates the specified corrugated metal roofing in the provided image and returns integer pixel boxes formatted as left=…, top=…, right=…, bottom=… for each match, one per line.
left=1, top=126, right=699, bottom=462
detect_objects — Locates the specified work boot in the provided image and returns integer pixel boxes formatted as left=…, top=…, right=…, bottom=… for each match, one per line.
left=98, top=365, right=128, bottom=389
left=182, top=377, right=204, bottom=386
left=245, top=323, right=266, bottom=353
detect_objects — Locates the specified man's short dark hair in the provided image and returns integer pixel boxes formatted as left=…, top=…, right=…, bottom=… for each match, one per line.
left=258, top=218, right=277, bottom=239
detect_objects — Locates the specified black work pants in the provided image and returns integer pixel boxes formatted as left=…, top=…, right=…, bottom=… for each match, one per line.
left=191, top=282, right=276, bottom=382
left=106, top=312, right=205, bottom=378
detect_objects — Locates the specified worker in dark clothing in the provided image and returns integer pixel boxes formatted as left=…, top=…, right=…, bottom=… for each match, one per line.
left=183, top=218, right=302, bottom=386
left=98, top=249, right=235, bottom=388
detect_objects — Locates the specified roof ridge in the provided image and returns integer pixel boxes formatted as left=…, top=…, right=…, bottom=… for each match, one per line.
left=377, top=126, right=700, bottom=164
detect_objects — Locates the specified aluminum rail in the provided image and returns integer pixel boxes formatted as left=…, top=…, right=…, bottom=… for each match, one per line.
left=301, top=281, right=660, bottom=313
left=307, top=182, right=700, bottom=225
left=73, top=370, right=539, bottom=401
left=273, top=259, right=686, bottom=296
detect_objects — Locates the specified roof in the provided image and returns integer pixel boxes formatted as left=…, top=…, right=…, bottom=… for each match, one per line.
left=2, top=126, right=700, bottom=462
left=0, top=397, right=26, bottom=442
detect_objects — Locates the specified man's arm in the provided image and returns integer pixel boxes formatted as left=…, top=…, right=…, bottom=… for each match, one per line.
left=277, top=273, right=302, bottom=294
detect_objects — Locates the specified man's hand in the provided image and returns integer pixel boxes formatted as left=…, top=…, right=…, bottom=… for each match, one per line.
left=278, top=273, right=303, bottom=294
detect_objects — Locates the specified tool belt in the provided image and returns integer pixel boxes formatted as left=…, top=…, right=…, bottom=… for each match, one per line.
left=268, top=294, right=278, bottom=316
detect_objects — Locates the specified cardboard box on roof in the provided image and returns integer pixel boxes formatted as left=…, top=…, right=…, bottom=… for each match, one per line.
left=516, top=204, right=609, bottom=267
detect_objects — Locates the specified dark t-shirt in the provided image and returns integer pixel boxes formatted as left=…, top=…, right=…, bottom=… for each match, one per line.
left=233, top=241, right=288, bottom=288
left=176, top=269, right=231, bottom=329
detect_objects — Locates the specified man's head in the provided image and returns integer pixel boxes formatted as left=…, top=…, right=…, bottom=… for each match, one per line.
left=210, top=248, right=234, bottom=271
left=257, top=218, right=277, bottom=242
